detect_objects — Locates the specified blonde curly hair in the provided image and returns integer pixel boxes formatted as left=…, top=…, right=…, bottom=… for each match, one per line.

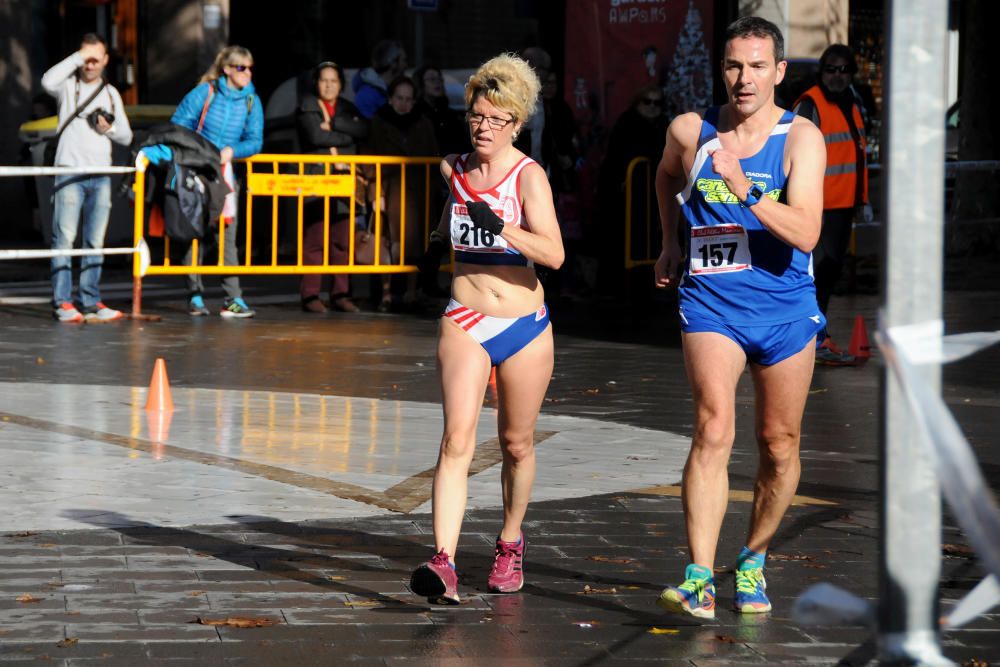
left=464, top=53, right=540, bottom=122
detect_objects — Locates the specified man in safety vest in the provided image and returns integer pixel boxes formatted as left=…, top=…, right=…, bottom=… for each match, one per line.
left=794, top=44, right=869, bottom=365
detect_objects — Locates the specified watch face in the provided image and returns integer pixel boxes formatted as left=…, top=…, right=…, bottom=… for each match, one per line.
left=750, top=186, right=764, bottom=199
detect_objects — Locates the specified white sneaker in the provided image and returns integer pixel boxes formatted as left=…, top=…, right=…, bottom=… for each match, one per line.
left=83, top=302, right=123, bottom=322
left=54, top=302, right=84, bottom=323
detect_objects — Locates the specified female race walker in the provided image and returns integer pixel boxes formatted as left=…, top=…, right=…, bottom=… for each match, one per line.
left=410, top=53, right=564, bottom=604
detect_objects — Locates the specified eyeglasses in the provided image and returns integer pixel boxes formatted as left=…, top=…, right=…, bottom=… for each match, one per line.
left=822, top=65, right=851, bottom=74
left=640, top=97, right=664, bottom=107
left=466, top=112, right=516, bottom=130
left=229, top=64, right=253, bottom=73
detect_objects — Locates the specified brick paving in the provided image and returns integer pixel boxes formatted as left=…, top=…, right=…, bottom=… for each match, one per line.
left=0, top=278, right=997, bottom=665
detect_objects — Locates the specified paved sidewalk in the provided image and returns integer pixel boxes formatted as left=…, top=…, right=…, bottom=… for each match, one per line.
left=0, top=285, right=997, bottom=665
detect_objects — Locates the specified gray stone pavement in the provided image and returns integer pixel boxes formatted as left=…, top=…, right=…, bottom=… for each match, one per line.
left=0, top=270, right=997, bottom=665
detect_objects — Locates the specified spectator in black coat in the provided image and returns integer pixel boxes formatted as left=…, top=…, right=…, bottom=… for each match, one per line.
left=296, top=60, right=369, bottom=313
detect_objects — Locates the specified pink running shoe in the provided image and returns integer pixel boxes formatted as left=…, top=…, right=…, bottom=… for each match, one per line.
left=487, top=533, right=525, bottom=593
left=410, top=550, right=460, bottom=605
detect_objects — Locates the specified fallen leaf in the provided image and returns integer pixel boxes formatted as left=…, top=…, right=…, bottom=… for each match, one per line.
left=36, top=357, right=45, bottom=365
left=191, top=616, right=279, bottom=628
left=963, top=659, right=989, bottom=667
left=327, top=575, right=345, bottom=581
left=942, top=543, right=974, bottom=557
left=16, top=594, right=42, bottom=603
left=6, top=531, right=35, bottom=538
left=586, top=555, right=634, bottom=564
left=769, top=553, right=815, bottom=562
left=715, top=634, right=739, bottom=643
left=579, top=585, right=617, bottom=594
left=648, top=627, right=679, bottom=635
left=346, top=600, right=380, bottom=607
left=583, top=388, right=600, bottom=394
left=56, top=637, right=78, bottom=648
left=188, top=591, right=205, bottom=597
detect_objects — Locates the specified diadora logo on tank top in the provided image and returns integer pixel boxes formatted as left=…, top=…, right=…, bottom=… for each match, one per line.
left=695, top=178, right=782, bottom=205
left=501, top=197, right=517, bottom=223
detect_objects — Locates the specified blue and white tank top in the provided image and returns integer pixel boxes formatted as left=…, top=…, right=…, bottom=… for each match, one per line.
left=676, top=107, right=816, bottom=325
left=448, top=153, right=534, bottom=267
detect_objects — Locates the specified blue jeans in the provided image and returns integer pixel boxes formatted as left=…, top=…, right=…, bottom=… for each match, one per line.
left=51, top=175, right=112, bottom=310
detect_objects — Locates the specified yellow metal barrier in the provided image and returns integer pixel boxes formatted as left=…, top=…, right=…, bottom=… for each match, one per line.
left=131, top=153, right=442, bottom=315
left=624, top=156, right=659, bottom=269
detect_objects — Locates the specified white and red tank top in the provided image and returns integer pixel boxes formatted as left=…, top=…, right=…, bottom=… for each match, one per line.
left=448, top=153, right=535, bottom=267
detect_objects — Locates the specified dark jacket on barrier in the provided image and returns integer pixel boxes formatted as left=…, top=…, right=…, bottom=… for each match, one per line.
left=139, top=123, right=229, bottom=242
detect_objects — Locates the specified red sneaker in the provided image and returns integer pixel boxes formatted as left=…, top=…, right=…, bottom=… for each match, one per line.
left=487, top=533, right=525, bottom=593
left=410, top=550, right=460, bottom=604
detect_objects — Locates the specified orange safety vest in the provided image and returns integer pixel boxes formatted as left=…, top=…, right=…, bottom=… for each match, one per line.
left=795, top=85, right=868, bottom=208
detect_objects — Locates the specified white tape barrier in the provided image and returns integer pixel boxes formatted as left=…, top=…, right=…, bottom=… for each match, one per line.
left=0, top=240, right=150, bottom=277
left=793, top=322, right=1000, bottom=632
left=879, top=321, right=1000, bottom=627
left=0, top=166, right=137, bottom=177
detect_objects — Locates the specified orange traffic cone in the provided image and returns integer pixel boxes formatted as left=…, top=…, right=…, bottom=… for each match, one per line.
left=848, top=315, right=871, bottom=360
left=144, top=357, right=175, bottom=411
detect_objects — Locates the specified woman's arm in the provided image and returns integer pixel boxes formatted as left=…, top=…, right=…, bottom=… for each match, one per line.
left=170, top=83, right=210, bottom=132
left=499, top=163, right=564, bottom=269
left=230, top=94, right=264, bottom=158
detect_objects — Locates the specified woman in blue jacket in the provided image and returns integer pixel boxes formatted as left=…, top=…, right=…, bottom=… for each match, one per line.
left=171, top=45, right=263, bottom=318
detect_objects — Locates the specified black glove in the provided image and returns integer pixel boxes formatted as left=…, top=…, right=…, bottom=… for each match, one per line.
left=465, top=200, right=505, bottom=235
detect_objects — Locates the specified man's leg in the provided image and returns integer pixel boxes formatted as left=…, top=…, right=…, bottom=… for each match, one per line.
left=747, top=339, right=815, bottom=551
left=733, top=338, right=816, bottom=613
left=658, top=331, right=746, bottom=618
left=50, top=176, right=83, bottom=311
left=682, top=332, right=748, bottom=569
left=77, top=176, right=112, bottom=311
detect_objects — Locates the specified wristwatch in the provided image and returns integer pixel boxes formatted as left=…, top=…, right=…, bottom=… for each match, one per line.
left=742, top=181, right=764, bottom=207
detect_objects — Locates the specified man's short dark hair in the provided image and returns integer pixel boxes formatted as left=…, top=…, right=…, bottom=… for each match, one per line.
left=372, top=40, right=404, bottom=74
left=724, top=16, right=785, bottom=63
left=80, top=32, right=107, bottom=50
left=819, top=43, right=857, bottom=74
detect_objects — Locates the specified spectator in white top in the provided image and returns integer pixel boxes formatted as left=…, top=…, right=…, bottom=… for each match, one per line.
left=41, top=33, right=132, bottom=322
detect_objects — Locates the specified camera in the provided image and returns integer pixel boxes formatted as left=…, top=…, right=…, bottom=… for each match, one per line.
left=86, top=108, right=115, bottom=131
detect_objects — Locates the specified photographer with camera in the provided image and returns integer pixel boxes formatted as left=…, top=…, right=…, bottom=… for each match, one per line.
left=41, top=33, right=132, bottom=322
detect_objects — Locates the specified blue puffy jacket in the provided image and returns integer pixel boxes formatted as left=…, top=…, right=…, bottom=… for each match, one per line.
left=171, top=76, right=263, bottom=159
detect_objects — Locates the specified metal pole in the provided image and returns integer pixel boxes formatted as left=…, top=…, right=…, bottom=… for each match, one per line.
left=879, top=0, right=950, bottom=664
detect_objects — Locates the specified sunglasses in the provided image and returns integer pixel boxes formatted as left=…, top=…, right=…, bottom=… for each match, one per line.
left=822, top=65, right=852, bottom=74
left=229, top=64, right=253, bottom=73
left=640, top=97, right=664, bottom=107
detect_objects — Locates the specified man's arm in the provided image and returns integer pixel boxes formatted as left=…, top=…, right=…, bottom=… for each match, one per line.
left=41, top=52, right=84, bottom=98
left=709, top=118, right=825, bottom=253
left=105, top=87, right=133, bottom=146
left=654, top=112, right=699, bottom=288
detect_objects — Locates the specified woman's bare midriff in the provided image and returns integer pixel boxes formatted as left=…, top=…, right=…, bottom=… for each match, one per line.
left=451, top=264, right=543, bottom=318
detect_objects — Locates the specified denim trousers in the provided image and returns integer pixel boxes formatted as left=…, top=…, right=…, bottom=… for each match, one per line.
left=51, top=175, right=112, bottom=309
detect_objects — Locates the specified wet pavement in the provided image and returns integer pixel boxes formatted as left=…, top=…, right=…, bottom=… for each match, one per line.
left=0, top=270, right=997, bottom=665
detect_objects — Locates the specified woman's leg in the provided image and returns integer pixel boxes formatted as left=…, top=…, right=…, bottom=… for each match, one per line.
left=300, top=219, right=325, bottom=302
left=432, top=319, right=492, bottom=563
left=329, top=215, right=351, bottom=300
left=494, top=325, right=555, bottom=541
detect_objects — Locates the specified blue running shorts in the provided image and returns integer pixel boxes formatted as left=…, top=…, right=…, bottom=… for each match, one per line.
left=679, top=308, right=826, bottom=366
